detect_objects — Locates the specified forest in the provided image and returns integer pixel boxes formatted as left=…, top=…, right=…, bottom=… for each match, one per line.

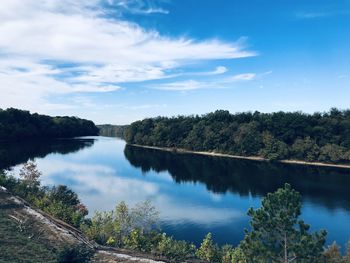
left=0, top=108, right=99, bottom=140
left=97, top=124, right=128, bottom=138
left=125, top=108, right=350, bottom=163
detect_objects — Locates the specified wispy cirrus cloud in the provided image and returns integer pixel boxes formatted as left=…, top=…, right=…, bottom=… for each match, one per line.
left=0, top=0, right=256, bottom=113
left=295, top=12, right=331, bottom=19
left=188, top=66, right=228, bottom=76
left=153, top=72, right=258, bottom=91
left=295, top=10, right=350, bottom=19
left=111, top=0, right=170, bottom=15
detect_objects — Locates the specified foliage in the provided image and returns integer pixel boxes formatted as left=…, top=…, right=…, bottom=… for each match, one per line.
left=0, top=164, right=88, bottom=228
left=345, top=241, right=350, bottom=263
left=319, top=144, right=350, bottom=163
left=324, top=241, right=350, bottom=263
left=220, top=245, right=247, bottom=263
left=19, top=161, right=42, bottom=187
left=56, top=244, right=94, bottom=263
left=125, top=108, right=350, bottom=163
left=156, top=233, right=196, bottom=262
left=230, top=247, right=248, bottom=263
left=81, top=200, right=159, bottom=248
left=241, top=183, right=327, bottom=263
left=0, top=107, right=99, bottom=140
left=259, top=132, right=289, bottom=160
left=324, top=242, right=342, bottom=263
left=4, top=166, right=350, bottom=263
left=291, top=136, right=320, bottom=161
left=196, top=233, right=221, bottom=262
left=97, top=124, right=128, bottom=138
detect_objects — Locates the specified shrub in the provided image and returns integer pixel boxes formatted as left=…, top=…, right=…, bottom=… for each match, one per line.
left=196, top=233, right=221, bottom=262
left=57, top=244, right=94, bottom=263
left=156, top=233, right=196, bottom=262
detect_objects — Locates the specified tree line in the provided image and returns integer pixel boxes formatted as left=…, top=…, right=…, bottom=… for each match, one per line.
left=125, top=108, right=350, bottom=163
left=0, top=108, right=99, bottom=140
left=97, top=124, right=128, bottom=138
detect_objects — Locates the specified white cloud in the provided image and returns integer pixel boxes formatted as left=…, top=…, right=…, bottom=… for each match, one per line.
left=295, top=10, right=350, bottom=19
left=295, top=12, right=331, bottom=19
left=153, top=72, right=257, bottom=91
left=212, top=66, right=228, bottom=75
left=0, top=0, right=256, bottom=112
left=225, top=73, right=256, bottom=82
left=12, top=158, right=242, bottom=224
left=112, top=0, right=170, bottom=15
left=153, top=80, right=204, bottom=91
left=187, top=66, right=228, bottom=76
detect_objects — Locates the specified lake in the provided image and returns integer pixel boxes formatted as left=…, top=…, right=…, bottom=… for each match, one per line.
left=1, top=136, right=350, bottom=248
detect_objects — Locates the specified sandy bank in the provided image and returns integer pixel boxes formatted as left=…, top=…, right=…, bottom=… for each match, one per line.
left=129, top=144, right=350, bottom=170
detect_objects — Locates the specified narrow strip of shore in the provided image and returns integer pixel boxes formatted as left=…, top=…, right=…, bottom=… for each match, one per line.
left=129, top=144, right=350, bottom=170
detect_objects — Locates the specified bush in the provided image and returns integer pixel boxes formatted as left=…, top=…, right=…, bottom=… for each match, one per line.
left=319, top=144, right=349, bottom=163
left=156, top=233, right=196, bottom=262
left=196, top=233, right=221, bottom=262
left=230, top=247, right=247, bottom=263
left=291, top=137, right=320, bottom=161
left=81, top=201, right=159, bottom=249
left=0, top=164, right=88, bottom=228
left=324, top=242, right=342, bottom=263
left=259, top=132, right=289, bottom=160
left=57, top=244, right=94, bottom=263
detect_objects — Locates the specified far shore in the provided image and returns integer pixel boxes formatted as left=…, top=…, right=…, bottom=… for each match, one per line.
left=129, top=144, right=350, bottom=170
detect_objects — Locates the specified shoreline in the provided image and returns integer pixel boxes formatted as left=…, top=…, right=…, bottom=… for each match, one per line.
left=129, top=144, right=350, bottom=170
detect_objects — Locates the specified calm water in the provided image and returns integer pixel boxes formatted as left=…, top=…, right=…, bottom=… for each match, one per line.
left=1, top=136, right=350, bottom=247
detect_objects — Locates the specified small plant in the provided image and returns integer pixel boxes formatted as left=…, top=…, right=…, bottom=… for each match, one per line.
left=106, top=236, right=116, bottom=246
left=196, top=233, right=221, bottom=262
left=57, top=244, right=94, bottom=263
left=19, top=161, right=41, bottom=187
left=156, top=233, right=196, bottom=262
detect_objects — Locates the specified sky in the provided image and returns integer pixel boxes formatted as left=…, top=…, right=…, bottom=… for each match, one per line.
left=0, top=0, right=349, bottom=124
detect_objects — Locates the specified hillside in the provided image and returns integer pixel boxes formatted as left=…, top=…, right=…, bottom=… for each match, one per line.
left=125, top=109, right=350, bottom=164
left=0, top=186, right=171, bottom=263
left=0, top=108, right=99, bottom=140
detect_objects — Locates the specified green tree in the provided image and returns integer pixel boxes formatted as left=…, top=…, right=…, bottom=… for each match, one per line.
left=82, top=200, right=159, bottom=250
left=291, top=137, right=320, bottom=161
left=233, top=122, right=262, bottom=155
left=19, top=161, right=41, bottom=188
left=241, top=184, right=327, bottom=263
left=156, top=233, right=196, bottom=262
left=259, top=132, right=289, bottom=160
left=221, top=245, right=247, bottom=263
left=230, top=247, right=248, bottom=263
left=324, top=242, right=342, bottom=263
left=196, top=233, right=220, bottom=262
left=344, top=241, right=350, bottom=263
left=319, top=144, right=348, bottom=163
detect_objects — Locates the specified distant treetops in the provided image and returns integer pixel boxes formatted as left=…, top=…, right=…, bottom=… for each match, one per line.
left=125, top=108, right=350, bottom=164
left=0, top=108, right=99, bottom=140
left=97, top=124, right=128, bottom=138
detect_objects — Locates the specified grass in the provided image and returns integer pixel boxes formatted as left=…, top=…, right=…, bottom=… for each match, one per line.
left=0, top=210, right=58, bottom=263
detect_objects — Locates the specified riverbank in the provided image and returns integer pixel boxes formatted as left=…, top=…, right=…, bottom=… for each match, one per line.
left=129, top=144, right=350, bottom=170
left=0, top=186, right=174, bottom=263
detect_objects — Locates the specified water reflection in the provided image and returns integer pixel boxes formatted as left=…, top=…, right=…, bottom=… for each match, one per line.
left=0, top=138, right=95, bottom=169
left=124, top=145, right=350, bottom=212
left=1, top=137, right=350, bottom=246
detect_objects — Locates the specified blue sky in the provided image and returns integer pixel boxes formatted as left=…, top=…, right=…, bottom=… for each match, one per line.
left=0, top=0, right=349, bottom=124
